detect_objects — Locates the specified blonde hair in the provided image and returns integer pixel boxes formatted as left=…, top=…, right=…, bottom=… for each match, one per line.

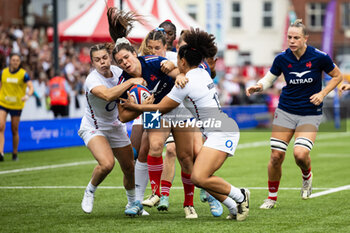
left=138, top=29, right=167, bottom=56
left=290, top=19, right=308, bottom=36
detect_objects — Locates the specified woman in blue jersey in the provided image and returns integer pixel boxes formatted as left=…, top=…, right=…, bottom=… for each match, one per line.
left=121, top=28, right=251, bottom=221
left=246, top=19, right=343, bottom=209
left=107, top=7, right=199, bottom=219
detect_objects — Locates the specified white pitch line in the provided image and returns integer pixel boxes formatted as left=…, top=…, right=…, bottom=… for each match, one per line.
left=309, top=185, right=350, bottom=198
left=0, top=161, right=96, bottom=175
left=0, top=132, right=348, bottom=175
left=0, top=186, right=330, bottom=190
left=237, top=132, right=350, bottom=150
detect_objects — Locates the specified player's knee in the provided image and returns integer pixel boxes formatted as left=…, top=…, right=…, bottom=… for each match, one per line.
left=166, top=143, right=177, bottom=158
left=11, top=127, right=19, bottom=135
left=100, top=160, right=115, bottom=174
left=149, top=140, right=165, bottom=154
left=121, top=162, right=135, bottom=176
left=190, top=173, right=205, bottom=188
left=177, top=151, right=193, bottom=169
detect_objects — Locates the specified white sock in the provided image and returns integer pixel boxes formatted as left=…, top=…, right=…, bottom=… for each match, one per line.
left=86, top=180, right=97, bottom=193
left=126, top=189, right=136, bottom=206
left=135, top=159, right=149, bottom=202
left=222, top=197, right=237, bottom=215
left=228, top=185, right=244, bottom=203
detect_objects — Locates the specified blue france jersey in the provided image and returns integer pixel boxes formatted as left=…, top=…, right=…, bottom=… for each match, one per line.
left=270, top=46, right=335, bottom=115
left=199, top=61, right=211, bottom=76
left=122, top=55, right=175, bottom=104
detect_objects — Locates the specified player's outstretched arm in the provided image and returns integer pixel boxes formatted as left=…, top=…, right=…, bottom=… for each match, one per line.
left=310, top=65, right=343, bottom=106
left=121, top=95, right=178, bottom=114
left=92, top=78, right=145, bottom=102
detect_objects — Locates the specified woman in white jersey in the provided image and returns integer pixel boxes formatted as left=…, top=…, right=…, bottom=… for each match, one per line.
left=121, top=28, right=250, bottom=221
left=78, top=44, right=145, bottom=216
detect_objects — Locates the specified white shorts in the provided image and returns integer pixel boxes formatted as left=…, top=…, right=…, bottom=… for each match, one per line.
left=132, top=114, right=143, bottom=125
left=203, top=131, right=240, bottom=157
left=273, top=108, right=322, bottom=130
left=162, top=103, right=193, bottom=123
left=78, top=125, right=131, bottom=148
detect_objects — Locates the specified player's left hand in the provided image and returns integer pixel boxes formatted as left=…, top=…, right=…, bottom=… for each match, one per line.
left=142, top=94, right=155, bottom=105
left=175, top=73, right=189, bottom=88
left=160, top=60, right=175, bottom=74
left=310, top=92, right=325, bottom=106
left=120, top=96, right=140, bottom=111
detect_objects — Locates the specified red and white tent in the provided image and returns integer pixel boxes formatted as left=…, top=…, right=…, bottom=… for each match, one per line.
left=47, top=0, right=159, bottom=43
left=47, top=0, right=203, bottom=43
left=142, top=0, right=202, bottom=36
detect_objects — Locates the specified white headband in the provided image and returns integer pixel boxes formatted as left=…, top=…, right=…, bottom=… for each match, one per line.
left=115, top=37, right=131, bottom=48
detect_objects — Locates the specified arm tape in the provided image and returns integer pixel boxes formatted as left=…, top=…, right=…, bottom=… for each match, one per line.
left=257, top=71, right=278, bottom=91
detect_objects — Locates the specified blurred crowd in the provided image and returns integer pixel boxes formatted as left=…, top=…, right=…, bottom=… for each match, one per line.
left=0, top=24, right=88, bottom=109
left=0, top=24, right=287, bottom=116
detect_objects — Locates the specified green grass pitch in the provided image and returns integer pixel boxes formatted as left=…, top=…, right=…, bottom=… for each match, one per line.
left=0, top=121, right=349, bottom=232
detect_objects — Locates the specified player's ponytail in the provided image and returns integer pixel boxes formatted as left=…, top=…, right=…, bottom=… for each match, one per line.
left=107, top=7, right=140, bottom=59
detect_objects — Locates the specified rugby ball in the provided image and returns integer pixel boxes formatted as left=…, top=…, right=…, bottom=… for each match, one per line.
left=129, top=84, right=151, bottom=104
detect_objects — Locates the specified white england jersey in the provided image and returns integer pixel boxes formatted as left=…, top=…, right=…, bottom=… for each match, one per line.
left=167, top=68, right=238, bottom=134
left=166, top=51, right=178, bottom=66
left=80, top=65, right=124, bottom=130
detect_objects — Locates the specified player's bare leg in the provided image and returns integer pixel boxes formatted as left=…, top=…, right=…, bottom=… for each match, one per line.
left=261, top=125, right=294, bottom=209
left=294, top=124, right=317, bottom=200
left=82, top=136, right=116, bottom=213
left=191, top=146, right=249, bottom=221
left=142, top=123, right=170, bottom=207
left=158, top=141, right=176, bottom=211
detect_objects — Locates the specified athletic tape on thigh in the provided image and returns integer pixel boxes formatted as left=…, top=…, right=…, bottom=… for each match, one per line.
left=270, top=137, right=288, bottom=152
left=294, top=137, right=314, bottom=151
left=165, top=134, right=174, bottom=144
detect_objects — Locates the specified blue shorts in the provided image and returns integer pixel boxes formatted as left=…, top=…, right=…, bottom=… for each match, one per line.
left=0, top=105, right=22, bottom=117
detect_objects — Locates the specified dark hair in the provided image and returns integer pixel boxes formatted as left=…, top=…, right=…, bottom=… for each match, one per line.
left=89, top=44, right=109, bottom=62
left=177, top=30, right=189, bottom=46
left=178, top=28, right=217, bottom=67
left=107, top=7, right=138, bottom=58
left=159, top=20, right=176, bottom=37
left=138, top=29, right=167, bottom=55
left=9, top=53, right=21, bottom=60
left=289, top=19, right=308, bottom=36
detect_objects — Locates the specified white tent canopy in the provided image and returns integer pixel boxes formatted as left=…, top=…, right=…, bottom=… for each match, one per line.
left=142, top=0, right=202, bottom=36
left=47, top=0, right=202, bottom=43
